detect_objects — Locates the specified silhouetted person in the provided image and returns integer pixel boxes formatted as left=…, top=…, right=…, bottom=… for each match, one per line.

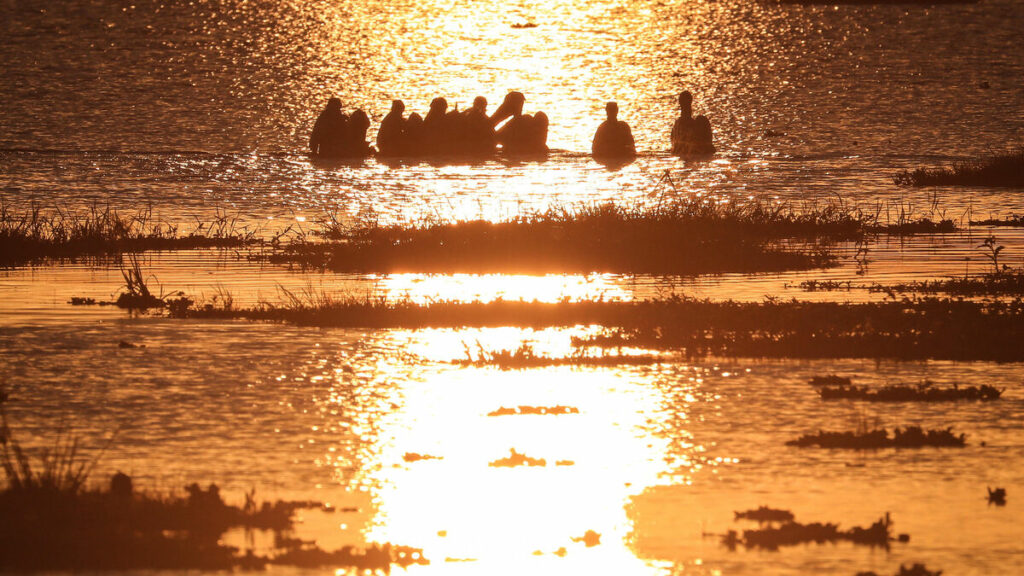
left=424, top=97, right=450, bottom=152
left=492, top=91, right=548, bottom=154
left=309, top=97, right=348, bottom=157
left=592, top=102, right=636, bottom=159
left=404, top=112, right=425, bottom=155
left=462, top=96, right=496, bottom=154
left=377, top=100, right=406, bottom=157
left=671, top=91, right=715, bottom=156
left=346, top=109, right=374, bottom=157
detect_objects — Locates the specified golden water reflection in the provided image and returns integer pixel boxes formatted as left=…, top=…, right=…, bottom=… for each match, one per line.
left=312, top=327, right=725, bottom=573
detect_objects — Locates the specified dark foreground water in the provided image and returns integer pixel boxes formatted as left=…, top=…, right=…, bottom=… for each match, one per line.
left=2, top=0, right=1024, bottom=574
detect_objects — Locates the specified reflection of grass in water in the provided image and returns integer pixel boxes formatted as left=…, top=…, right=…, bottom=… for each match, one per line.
left=169, top=292, right=1024, bottom=362
left=0, top=204, right=259, bottom=266
left=274, top=197, right=956, bottom=275
left=0, top=388, right=424, bottom=571
left=894, top=148, right=1024, bottom=187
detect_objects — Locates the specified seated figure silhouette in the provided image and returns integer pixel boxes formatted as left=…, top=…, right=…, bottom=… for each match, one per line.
left=491, top=91, right=549, bottom=154
left=424, top=97, right=452, bottom=153
left=376, top=100, right=406, bottom=157
left=404, top=112, right=425, bottom=155
left=591, top=102, right=636, bottom=160
left=309, top=97, right=348, bottom=157
left=671, top=91, right=715, bottom=156
left=345, top=109, right=375, bottom=157
left=463, top=96, right=496, bottom=155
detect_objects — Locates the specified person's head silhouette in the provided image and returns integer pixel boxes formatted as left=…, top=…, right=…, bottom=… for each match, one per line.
left=678, top=91, right=693, bottom=117
left=390, top=100, right=405, bottom=114
left=472, top=96, right=487, bottom=114
left=606, top=102, right=619, bottom=121
left=430, top=97, right=448, bottom=114
left=326, top=97, right=342, bottom=112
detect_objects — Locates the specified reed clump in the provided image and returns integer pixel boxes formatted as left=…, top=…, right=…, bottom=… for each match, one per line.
left=723, top=510, right=895, bottom=550
left=809, top=375, right=853, bottom=386
left=971, top=214, right=1024, bottom=227
left=488, top=405, right=580, bottom=416
left=819, top=381, right=1003, bottom=402
left=786, top=426, right=966, bottom=449
left=858, top=564, right=943, bottom=576
left=734, top=506, right=795, bottom=524
left=894, top=148, right=1024, bottom=187
left=272, top=198, right=885, bottom=275
left=169, top=293, right=1024, bottom=362
left=0, top=204, right=258, bottom=267
left=457, top=341, right=665, bottom=369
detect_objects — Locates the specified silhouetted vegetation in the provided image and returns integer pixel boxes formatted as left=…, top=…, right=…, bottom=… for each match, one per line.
left=858, top=565, right=943, bottom=576
left=457, top=341, right=665, bottom=369
left=734, top=506, right=795, bottom=524
left=819, top=381, right=1003, bottom=402
left=273, top=199, right=862, bottom=275
left=894, top=148, right=1024, bottom=187
left=0, top=389, right=424, bottom=571
left=488, top=405, right=579, bottom=416
left=786, top=426, right=966, bottom=449
left=489, top=448, right=546, bottom=467
left=971, top=214, right=1024, bottom=227
left=0, top=204, right=259, bottom=267
left=809, top=375, right=853, bottom=386
left=987, top=487, right=1006, bottom=506
left=724, top=511, right=895, bottom=550
left=168, top=293, right=1024, bottom=362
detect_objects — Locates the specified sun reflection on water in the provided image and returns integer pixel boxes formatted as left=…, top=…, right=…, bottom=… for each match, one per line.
left=307, top=328, right=724, bottom=573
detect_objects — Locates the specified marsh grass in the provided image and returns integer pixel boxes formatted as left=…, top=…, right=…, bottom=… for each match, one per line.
left=168, top=291, right=1024, bottom=362
left=0, top=204, right=259, bottom=266
left=279, top=198, right=855, bottom=275
left=786, top=426, right=966, bottom=449
left=819, top=381, right=1003, bottom=402
left=723, top=511, right=894, bottom=551
left=894, top=148, right=1024, bottom=187
left=971, top=214, right=1024, bottom=227
left=457, top=341, right=666, bottom=369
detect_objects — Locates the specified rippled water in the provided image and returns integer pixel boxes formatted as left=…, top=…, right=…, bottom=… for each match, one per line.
left=2, top=0, right=1024, bottom=574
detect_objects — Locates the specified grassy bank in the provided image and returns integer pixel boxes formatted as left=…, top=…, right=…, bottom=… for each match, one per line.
left=267, top=198, right=953, bottom=275
left=0, top=205, right=259, bottom=267
left=894, top=148, right=1024, bottom=187
left=167, top=293, right=1024, bottom=362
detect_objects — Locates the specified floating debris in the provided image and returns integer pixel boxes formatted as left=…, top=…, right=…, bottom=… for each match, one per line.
left=489, top=448, right=546, bottom=468
left=572, top=530, right=601, bottom=547
left=487, top=405, right=579, bottom=416
left=819, top=381, right=1003, bottom=402
left=809, top=374, right=852, bottom=386
left=511, top=22, right=538, bottom=28
left=734, top=506, right=795, bottom=524
left=786, top=426, right=966, bottom=449
left=988, top=487, right=1006, bottom=506
left=723, top=512, right=895, bottom=550
left=403, top=452, right=442, bottom=463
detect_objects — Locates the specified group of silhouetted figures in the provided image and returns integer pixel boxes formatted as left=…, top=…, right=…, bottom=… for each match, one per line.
left=309, top=90, right=713, bottom=161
